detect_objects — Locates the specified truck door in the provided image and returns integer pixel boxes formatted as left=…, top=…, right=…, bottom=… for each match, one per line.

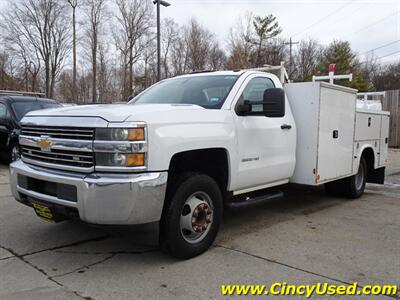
left=0, top=103, right=11, bottom=151
left=232, top=75, right=296, bottom=192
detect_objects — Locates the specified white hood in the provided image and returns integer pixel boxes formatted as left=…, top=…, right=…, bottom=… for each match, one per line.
left=26, top=103, right=205, bottom=122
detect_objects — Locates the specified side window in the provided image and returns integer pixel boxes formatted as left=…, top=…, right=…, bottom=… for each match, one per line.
left=0, top=104, right=7, bottom=118
left=240, top=77, right=275, bottom=103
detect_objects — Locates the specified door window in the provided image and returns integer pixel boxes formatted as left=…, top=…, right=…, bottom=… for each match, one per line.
left=0, top=104, right=7, bottom=118
left=240, top=77, right=275, bottom=103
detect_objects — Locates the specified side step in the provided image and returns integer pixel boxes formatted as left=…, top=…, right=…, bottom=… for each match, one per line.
left=226, top=190, right=284, bottom=209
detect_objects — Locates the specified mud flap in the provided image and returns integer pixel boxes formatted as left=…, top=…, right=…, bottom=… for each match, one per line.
left=367, top=167, right=385, bottom=184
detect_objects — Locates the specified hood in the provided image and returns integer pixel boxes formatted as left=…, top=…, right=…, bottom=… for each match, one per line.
left=26, top=103, right=205, bottom=122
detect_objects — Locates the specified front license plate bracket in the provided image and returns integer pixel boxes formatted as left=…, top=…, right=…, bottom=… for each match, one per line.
left=30, top=200, right=67, bottom=223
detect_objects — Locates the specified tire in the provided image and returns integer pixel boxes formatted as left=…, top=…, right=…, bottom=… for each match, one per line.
left=8, top=141, right=20, bottom=163
left=325, top=180, right=344, bottom=197
left=342, top=157, right=367, bottom=199
left=160, top=173, right=223, bottom=259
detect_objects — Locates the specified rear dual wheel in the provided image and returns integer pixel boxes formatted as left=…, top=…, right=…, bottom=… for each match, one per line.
left=346, top=157, right=367, bottom=198
left=325, top=157, right=367, bottom=199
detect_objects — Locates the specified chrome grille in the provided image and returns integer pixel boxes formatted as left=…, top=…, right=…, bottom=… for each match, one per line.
left=20, top=125, right=94, bottom=172
left=21, top=145, right=94, bottom=168
left=21, top=125, right=94, bottom=140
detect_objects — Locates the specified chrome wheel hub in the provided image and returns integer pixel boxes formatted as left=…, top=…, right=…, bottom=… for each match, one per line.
left=355, top=163, right=365, bottom=191
left=11, top=146, right=20, bottom=162
left=180, top=192, right=214, bottom=244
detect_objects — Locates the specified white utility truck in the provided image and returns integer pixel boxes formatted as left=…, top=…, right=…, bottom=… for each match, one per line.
left=9, top=71, right=390, bottom=258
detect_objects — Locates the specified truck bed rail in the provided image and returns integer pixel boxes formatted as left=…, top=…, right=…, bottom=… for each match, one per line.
left=0, top=90, right=46, bottom=98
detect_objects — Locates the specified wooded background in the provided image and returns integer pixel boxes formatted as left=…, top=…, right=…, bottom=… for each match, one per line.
left=0, top=0, right=399, bottom=103
left=383, top=90, right=400, bottom=148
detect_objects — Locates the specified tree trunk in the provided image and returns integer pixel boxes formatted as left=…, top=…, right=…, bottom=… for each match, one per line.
left=257, top=40, right=262, bottom=67
left=128, top=46, right=133, bottom=97
left=45, top=59, right=50, bottom=97
left=50, top=68, right=56, bottom=99
left=31, top=73, right=37, bottom=92
left=72, top=7, right=77, bottom=102
left=122, top=53, right=128, bottom=100
left=92, top=34, right=97, bottom=103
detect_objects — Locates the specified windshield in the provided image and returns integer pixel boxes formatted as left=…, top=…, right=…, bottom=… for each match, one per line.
left=131, top=75, right=239, bottom=109
left=12, top=101, right=60, bottom=121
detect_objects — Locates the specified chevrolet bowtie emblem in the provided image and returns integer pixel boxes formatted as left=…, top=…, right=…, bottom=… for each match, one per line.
left=36, top=136, right=52, bottom=151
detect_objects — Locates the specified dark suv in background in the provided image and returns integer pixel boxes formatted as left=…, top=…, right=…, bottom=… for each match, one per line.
left=0, top=91, right=61, bottom=163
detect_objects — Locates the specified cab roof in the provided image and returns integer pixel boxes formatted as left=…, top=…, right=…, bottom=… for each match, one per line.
left=173, top=70, right=272, bottom=79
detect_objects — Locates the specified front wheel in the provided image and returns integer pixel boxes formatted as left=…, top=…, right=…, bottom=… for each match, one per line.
left=9, top=142, right=20, bottom=163
left=160, top=173, right=223, bottom=259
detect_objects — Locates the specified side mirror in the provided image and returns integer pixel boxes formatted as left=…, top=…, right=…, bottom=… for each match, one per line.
left=263, top=88, right=285, bottom=118
left=236, top=88, right=285, bottom=117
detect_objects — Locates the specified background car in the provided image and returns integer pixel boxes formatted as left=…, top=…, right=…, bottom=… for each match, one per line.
left=0, top=92, right=61, bottom=163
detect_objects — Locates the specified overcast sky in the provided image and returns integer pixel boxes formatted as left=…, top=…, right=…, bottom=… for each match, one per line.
left=0, top=0, right=399, bottom=65
left=162, top=0, right=400, bottom=64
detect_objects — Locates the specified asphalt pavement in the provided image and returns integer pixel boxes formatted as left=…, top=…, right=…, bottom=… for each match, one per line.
left=0, top=150, right=399, bottom=299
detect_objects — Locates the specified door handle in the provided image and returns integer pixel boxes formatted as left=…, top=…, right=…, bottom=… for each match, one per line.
left=281, top=124, right=292, bottom=130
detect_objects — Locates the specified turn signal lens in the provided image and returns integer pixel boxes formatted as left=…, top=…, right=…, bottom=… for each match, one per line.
left=96, top=153, right=145, bottom=168
left=128, top=128, right=145, bottom=141
left=127, top=153, right=145, bottom=167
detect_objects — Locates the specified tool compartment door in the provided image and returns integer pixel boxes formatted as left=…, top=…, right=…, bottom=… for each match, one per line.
left=317, top=85, right=356, bottom=182
left=355, top=112, right=381, bottom=141
left=379, top=115, right=390, bottom=166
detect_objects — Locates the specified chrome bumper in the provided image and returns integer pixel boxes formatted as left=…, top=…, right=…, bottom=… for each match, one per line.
left=9, top=160, right=168, bottom=225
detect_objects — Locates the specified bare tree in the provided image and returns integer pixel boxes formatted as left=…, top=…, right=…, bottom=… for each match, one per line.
left=293, top=39, right=322, bottom=81
left=226, top=13, right=254, bottom=69
left=185, top=19, right=213, bottom=71
left=161, top=18, right=179, bottom=78
left=208, top=41, right=226, bottom=70
left=142, top=37, right=157, bottom=89
left=360, top=53, right=379, bottom=90
left=67, top=0, right=78, bottom=101
left=84, top=0, right=106, bottom=103
left=98, top=41, right=113, bottom=102
left=1, top=20, right=41, bottom=91
left=0, top=51, right=24, bottom=91
left=2, top=0, right=70, bottom=98
left=115, top=0, right=153, bottom=99
left=170, top=30, right=189, bottom=76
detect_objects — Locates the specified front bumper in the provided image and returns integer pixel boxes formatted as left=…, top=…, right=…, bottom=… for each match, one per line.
left=9, top=160, right=168, bottom=225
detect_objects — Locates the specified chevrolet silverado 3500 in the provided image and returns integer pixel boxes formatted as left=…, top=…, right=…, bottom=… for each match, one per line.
left=9, top=71, right=390, bottom=258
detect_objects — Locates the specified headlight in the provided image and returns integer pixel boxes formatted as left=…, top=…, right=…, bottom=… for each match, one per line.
left=96, top=128, right=145, bottom=141
left=94, top=125, right=147, bottom=171
left=96, top=153, right=145, bottom=167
